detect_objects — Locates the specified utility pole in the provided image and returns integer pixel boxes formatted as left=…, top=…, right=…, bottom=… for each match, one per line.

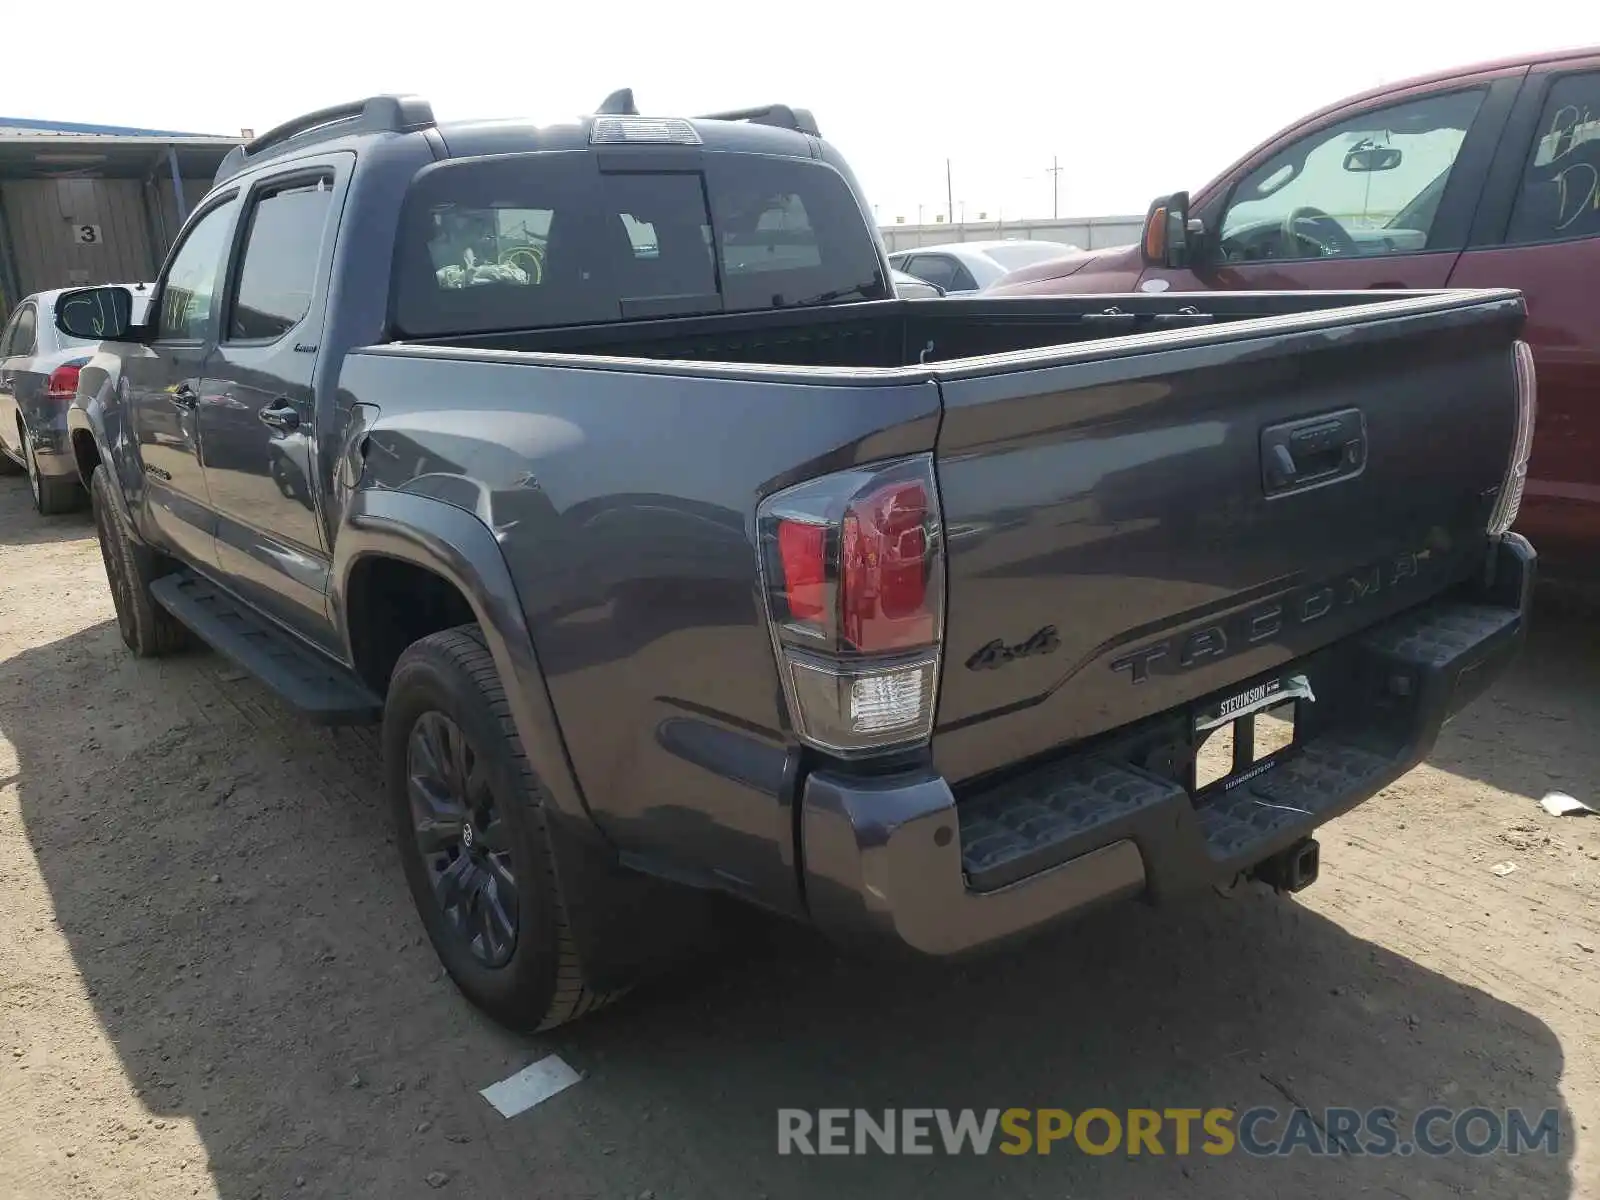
left=946, top=159, right=954, bottom=226
left=1047, top=155, right=1063, bottom=219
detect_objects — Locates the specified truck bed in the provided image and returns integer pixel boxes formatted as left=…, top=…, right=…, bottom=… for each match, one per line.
left=413, top=289, right=1477, bottom=369
left=348, top=287, right=1524, bottom=895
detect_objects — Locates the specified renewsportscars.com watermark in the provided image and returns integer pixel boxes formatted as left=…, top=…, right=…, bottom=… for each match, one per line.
left=777, top=1107, right=1562, bottom=1158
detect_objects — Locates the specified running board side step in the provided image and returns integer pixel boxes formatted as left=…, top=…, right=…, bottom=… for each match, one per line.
left=149, top=571, right=382, bottom=725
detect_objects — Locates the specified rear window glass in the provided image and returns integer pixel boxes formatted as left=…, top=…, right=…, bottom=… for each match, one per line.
left=982, top=241, right=1074, bottom=270
left=393, top=150, right=888, bottom=337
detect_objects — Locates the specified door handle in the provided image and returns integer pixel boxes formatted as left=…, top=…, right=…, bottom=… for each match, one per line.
left=1261, top=407, right=1366, bottom=496
left=258, top=401, right=300, bottom=432
left=170, top=383, right=198, bottom=411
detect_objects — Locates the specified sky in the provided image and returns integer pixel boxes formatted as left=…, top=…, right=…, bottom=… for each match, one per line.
left=20, top=2, right=1600, bottom=224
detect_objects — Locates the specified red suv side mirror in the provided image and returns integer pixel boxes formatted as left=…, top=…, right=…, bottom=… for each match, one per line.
left=1141, top=191, right=1192, bottom=269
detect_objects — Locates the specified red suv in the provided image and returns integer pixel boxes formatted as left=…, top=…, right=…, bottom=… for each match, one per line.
left=992, top=45, right=1600, bottom=578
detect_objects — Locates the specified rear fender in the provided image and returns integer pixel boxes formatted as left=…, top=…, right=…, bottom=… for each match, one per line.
left=330, top=486, right=597, bottom=832
left=330, top=487, right=721, bottom=989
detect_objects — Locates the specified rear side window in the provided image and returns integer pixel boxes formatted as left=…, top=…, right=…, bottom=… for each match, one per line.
left=394, top=150, right=887, bottom=337
left=230, top=174, right=335, bottom=340
left=906, top=254, right=976, bottom=292
left=2, top=304, right=36, bottom=357
left=1505, top=72, right=1600, bottom=245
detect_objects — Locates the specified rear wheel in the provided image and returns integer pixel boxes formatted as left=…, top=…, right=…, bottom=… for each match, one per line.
left=384, top=625, right=618, bottom=1030
left=90, top=465, right=189, bottom=656
left=23, top=423, right=83, bottom=515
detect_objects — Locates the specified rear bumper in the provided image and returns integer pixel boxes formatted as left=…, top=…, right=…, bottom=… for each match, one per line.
left=31, top=446, right=78, bottom=480
left=19, top=421, right=77, bottom=478
left=799, top=534, right=1534, bottom=955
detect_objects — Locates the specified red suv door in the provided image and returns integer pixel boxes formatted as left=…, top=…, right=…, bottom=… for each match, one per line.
left=1449, top=58, right=1600, bottom=576
left=1139, top=70, right=1523, bottom=295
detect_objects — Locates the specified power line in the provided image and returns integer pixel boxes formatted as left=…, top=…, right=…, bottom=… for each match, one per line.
left=1046, top=155, right=1063, bottom=219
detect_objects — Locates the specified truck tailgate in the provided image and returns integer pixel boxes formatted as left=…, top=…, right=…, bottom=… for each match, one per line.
left=930, top=291, right=1524, bottom=786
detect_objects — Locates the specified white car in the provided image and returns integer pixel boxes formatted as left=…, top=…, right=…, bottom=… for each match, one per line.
left=890, top=268, right=945, bottom=299
left=888, top=239, right=1081, bottom=295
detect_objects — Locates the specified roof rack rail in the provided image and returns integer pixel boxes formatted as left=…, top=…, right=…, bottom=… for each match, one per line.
left=213, top=95, right=435, bottom=186
left=695, top=103, right=820, bottom=138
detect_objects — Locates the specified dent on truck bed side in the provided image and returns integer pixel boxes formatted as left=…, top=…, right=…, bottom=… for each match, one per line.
left=337, top=348, right=941, bottom=914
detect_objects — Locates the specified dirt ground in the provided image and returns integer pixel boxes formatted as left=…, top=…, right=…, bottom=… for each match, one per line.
left=1, top=474, right=1596, bottom=1200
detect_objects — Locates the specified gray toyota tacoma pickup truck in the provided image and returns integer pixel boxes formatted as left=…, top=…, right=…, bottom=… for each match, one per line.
left=53, top=91, right=1538, bottom=1031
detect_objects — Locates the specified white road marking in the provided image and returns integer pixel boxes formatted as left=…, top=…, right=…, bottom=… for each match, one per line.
left=480, top=1054, right=583, bottom=1118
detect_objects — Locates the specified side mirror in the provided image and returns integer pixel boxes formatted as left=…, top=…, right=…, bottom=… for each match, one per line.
left=1343, top=145, right=1403, bottom=173
left=53, top=285, right=136, bottom=341
left=1142, top=191, right=1195, bottom=269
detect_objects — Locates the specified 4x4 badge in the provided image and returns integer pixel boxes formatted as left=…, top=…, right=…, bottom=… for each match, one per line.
left=966, top=625, right=1061, bottom=671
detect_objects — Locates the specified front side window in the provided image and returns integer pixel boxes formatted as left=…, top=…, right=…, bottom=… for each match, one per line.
left=230, top=174, right=335, bottom=340
left=395, top=151, right=888, bottom=337
left=157, top=201, right=238, bottom=341
left=1505, top=72, right=1600, bottom=244
left=1218, top=88, right=1486, bottom=263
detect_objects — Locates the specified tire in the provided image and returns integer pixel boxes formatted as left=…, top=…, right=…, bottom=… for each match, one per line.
left=23, top=423, right=83, bottom=515
left=0, top=444, right=21, bottom=475
left=89, top=465, right=190, bottom=657
left=384, top=625, right=618, bottom=1030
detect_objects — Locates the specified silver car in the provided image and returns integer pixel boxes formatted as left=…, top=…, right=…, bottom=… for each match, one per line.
left=890, top=267, right=946, bottom=299
left=0, top=284, right=151, bottom=513
left=888, top=239, right=1081, bottom=296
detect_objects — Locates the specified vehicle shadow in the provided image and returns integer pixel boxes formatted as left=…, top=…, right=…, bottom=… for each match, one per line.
left=1427, top=591, right=1600, bottom=803
left=1, top=620, right=1576, bottom=1200
left=0, top=477, right=92, bottom=547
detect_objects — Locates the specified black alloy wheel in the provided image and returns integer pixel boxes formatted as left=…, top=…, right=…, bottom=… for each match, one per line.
left=406, top=709, right=520, bottom=968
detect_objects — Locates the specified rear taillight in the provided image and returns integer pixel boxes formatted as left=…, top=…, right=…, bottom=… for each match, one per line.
left=1488, top=340, right=1538, bottom=536
left=758, top=454, right=944, bottom=756
left=45, top=362, right=83, bottom=400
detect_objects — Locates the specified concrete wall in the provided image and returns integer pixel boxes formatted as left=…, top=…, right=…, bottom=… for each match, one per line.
left=879, top=215, right=1144, bottom=253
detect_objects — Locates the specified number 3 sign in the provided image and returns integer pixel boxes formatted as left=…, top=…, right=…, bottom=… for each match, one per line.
left=74, top=224, right=102, bottom=245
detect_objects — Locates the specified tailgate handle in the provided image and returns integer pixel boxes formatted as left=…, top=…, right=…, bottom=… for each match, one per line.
left=1261, top=408, right=1365, bottom=496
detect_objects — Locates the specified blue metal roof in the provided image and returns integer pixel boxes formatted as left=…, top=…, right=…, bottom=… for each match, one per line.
left=0, top=115, right=215, bottom=137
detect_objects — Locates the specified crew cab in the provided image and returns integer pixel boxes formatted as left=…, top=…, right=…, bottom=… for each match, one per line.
left=53, top=91, right=1536, bottom=1031
left=988, top=45, right=1599, bottom=580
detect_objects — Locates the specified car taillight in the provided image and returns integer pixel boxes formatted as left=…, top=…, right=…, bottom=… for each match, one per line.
left=1488, top=340, right=1538, bottom=536
left=46, top=363, right=83, bottom=400
left=758, top=454, right=944, bottom=756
